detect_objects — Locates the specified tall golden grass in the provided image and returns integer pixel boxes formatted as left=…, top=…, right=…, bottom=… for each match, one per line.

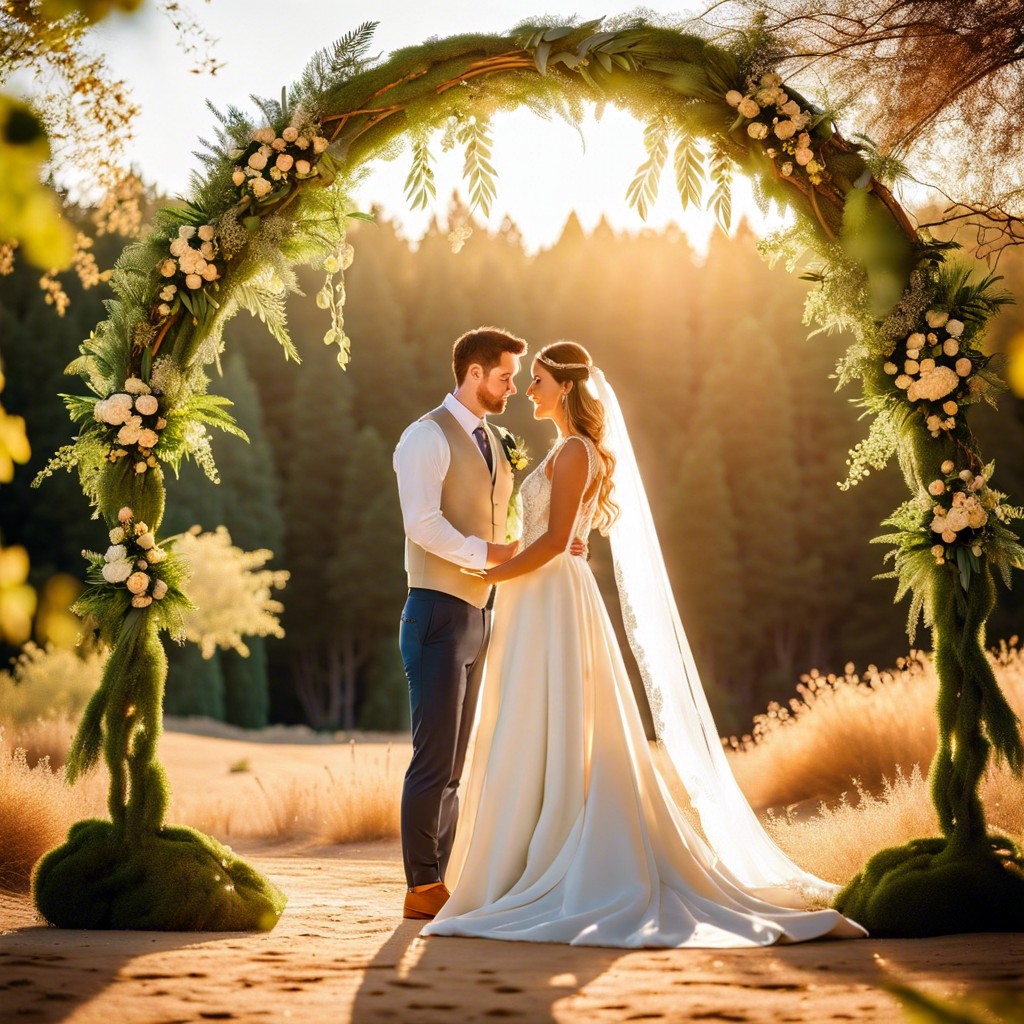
left=726, top=641, right=1024, bottom=811
left=172, top=741, right=401, bottom=845
left=0, top=729, right=104, bottom=892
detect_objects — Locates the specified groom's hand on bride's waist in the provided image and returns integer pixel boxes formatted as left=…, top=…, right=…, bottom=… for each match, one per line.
left=569, top=537, right=587, bottom=559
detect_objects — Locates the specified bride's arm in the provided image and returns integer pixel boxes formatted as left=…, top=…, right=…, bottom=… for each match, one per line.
left=481, top=440, right=589, bottom=584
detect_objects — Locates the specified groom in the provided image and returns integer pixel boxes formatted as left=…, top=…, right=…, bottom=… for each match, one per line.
left=393, top=326, right=526, bottom=920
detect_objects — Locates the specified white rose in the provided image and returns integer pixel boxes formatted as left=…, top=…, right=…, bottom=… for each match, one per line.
left=780, top=100, right=801, bottom=117
left=747, top=122, right=769, bottom=140
left=942, top=339, right=959, bottom=357
left=925, top=309, right=949, bottom=329
left=250, top=177, right=273, bottom=199
left=137, top=531, right=156, bottom=550
left=169, top=237, right=187, bottom=257
left=252, top=127, right=275, bottom=145
left=295, top=159, right=312, bottom=176
left=895, top=375, right=912, bottom=390
left=774, top=119, right=797, bottom=140
left=941, top=460, right=955, bottom=475
left=269, top=166, right=283, bottom=181
left=102, top=559, right=133, bottom=584
left=725, top=89, right=743, bottom=107
left=259, top=144, right=272, bottom=157
left=282, top=126, right=299, bottom=142
left=118, top=506, right=133, bottom=523
left=137, top=428, right=159, bottom=449
left=159, top=259, right=177, bottom=278
left=131, top=594, right=153, bottom=608
left=737, top=97, right=760, bottom=118
left=148, top=546, right=167, bottom=563
left=312, top=135, right=328, bottom=153
left=186, top=273, right=203, bottom=290
left=99, top=393, right=134, bottom=425
left=955, top=357, right=973, bottom=377
left=928, top=480, right=945, bottom=496
left=197, top=224, right=215, bottom=242
left=959, top=469, right=973, bottom=482
left=135, top=394, right=159, bottom=416
left=904, top=359, right=920, bottom=375
left=760, top=72, right=782, bottom=88
left=117, top=422, right=141, bottom=445
left=177, top=225, right=196, bottom=240
left=201, top=264, right=219, bottom=282
left=926, top=414, right=944, bottom=436
left=126, top=571, right=150, bottom=595
left=942, top=400, right=958, bottom=415
left=919, top=358, right=936, bottom=373
left=907, top=332, right=926, bottom=348
left=276, top=153, right=294, bottom=172
left=945, top=508, right=970, bottom=532
left=153, top=579, right=169, bottom=600
left=232, top=168, right=246, bottom=186
left=105, top=543, right=127, bottom=562
left=942, top=529, right=957, bottom=544
left=907, top=365, right=959, bottom=401
left=157, top=303, right=171, bottom=317
left=199, top=241, right=215, bottom=260
left=135, top=461, right=147, bottom=474
left=248, top=151, right=269, bottom=171
left=795, top=147, right=813, bottom=166
left=296, top=136, right=309, bottom=149
left=946, top=319, right=964, bottom=337
left=883, top=362, right=898, bottom=375
left=159, top=285, right=177, bottom=301
left=271, top=137, right=287, bottom=152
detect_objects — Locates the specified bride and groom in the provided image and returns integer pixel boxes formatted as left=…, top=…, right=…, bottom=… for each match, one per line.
left=392, top=327, right=866, bottom=947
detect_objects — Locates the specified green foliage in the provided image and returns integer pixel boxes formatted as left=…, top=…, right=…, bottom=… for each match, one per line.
left=834, top=834, right=1024, bottom=937
left=32, top=819, right=286, bottom=930
left=457, top=117, right=497, bottom=218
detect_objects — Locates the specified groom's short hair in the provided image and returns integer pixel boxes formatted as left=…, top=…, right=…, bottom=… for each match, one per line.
left=453, top=327, right=527, bottom=385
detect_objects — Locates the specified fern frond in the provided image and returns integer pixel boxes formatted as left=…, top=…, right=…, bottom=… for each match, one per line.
left=626, top=115, right=669, bottom=220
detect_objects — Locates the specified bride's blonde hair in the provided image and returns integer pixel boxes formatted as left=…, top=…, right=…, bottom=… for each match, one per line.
left=537, top=341, right=619, bottom=535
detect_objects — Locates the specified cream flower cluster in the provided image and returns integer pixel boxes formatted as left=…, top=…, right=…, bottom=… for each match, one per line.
left=726, top=73, right=826, bottom=185
left=158, top=224, right=222, bottom=298
left=101, top=507, right=170, bottom=608
left=884, top=310, right=971, bottom=437
left=928, top=462, right=989, bottom=562
left=231, top=124, right=329, bottom=202
left=93, top=376, right=167, bottom=474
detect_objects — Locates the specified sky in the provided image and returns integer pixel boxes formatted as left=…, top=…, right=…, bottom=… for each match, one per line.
left=87, top=0, right=788, bottom=253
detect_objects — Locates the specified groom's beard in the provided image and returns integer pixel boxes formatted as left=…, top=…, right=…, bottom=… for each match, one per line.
left=476, top=382, right=508, bottom=415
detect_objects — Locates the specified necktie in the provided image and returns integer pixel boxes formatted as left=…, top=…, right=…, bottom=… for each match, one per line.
left=473, top=426, right=493, bottom=474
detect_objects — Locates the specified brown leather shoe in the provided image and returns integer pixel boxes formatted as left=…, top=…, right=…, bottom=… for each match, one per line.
left=403, top=883, right=451, bottom=920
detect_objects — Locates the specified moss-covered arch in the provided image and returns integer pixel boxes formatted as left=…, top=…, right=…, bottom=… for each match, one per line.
left=32, top=16, right=1024, bottom=935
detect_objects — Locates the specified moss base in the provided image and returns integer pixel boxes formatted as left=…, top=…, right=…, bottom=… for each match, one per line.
left=32, top=819, right=286, bottom=931
left=834, top=836, right=1024, bottom=937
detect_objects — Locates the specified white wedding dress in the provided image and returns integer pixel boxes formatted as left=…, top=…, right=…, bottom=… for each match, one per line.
left=423, top=418, right=865, bottom=948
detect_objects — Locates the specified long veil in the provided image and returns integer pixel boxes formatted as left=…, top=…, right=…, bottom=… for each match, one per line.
left=590, top=368, right=837, bottom=904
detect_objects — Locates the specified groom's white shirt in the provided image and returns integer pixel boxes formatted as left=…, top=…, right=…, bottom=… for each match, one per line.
left=393, top=392, right=489, bottom=571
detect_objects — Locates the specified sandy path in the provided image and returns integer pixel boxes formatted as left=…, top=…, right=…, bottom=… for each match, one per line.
left=2, top=841, right=1022, bottom=1023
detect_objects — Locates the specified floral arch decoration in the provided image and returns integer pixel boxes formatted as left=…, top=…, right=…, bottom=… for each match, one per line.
left=32, top=17, right=1024, bottom=935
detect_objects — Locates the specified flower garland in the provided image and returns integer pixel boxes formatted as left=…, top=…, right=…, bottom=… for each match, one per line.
left=93, top=375, right=167, bottom=474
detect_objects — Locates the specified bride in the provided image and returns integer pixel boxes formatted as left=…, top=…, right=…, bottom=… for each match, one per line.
left=422, top=341, right=866, bottom=948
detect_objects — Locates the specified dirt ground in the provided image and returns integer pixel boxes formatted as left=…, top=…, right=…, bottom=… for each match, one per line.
left=2, top=839, right=1023, bottom=1024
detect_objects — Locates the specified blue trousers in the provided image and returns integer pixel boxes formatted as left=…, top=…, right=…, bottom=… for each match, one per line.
left=399, top=588, right=491, bottom=888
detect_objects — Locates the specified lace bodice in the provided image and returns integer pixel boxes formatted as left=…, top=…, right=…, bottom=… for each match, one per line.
left=519, top=435, right=600, bottom=549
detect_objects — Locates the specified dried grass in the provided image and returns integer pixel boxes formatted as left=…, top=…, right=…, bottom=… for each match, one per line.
left=0, top=727, right=104, bottom=892
left=170, top=741, right=401, bottom=845
left=726, top=641, right=1024, bottom=812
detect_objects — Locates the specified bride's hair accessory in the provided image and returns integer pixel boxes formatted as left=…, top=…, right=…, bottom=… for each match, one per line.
left=538, top=354, right=592, bottom=373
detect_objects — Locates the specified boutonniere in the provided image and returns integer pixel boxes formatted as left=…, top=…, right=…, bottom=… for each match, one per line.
left=499, top=431, right=530, bottom=472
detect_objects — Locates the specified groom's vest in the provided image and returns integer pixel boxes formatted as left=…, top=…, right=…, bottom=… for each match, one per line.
left=406, top=406, right=513, bottom=609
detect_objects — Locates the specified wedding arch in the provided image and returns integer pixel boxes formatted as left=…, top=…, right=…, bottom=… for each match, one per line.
left=33, top=16, right=1024, bottom=935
